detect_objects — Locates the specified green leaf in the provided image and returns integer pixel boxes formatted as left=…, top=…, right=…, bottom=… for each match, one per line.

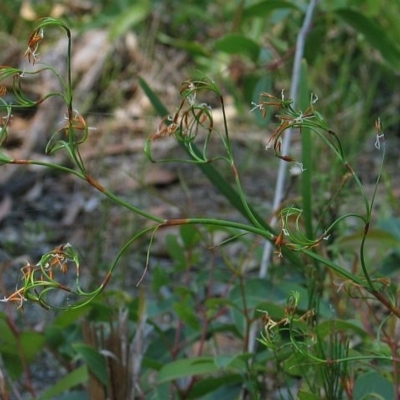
left=283, top=352, right=310, bottom=377
left=157, top=33, right=211, bottom=57
left=255, top=302, right=286, bottom=320
left=317, top=319, right=368, bottom=339
left=109, top=2, right=151, bottom=40
left=189, top=374, right=242, bottom=398
left=353, top=371, right=394, bottom=400
left=298, top=390, right=322, bottom=400
left=72, top=343, right=108, bottom=386
left=180, top=224, right=200, bottom=248
left=139, top=77, right=169, bottom=118
left=0, top=323, right=45, bottom=378
left=215, top=34, right=260, bottom=62
left=213, top=355, right=238, bottom=369
left=381, top=250, right=400, bottom=276
left=151, top=264, right=170, bottom=292
left=157, top=357, right=218, bottom=384
left=20, top=331, right=46, bottom=362
left=336, top=229, right=400, bottom=249
left=38, top=365, right=88, bottom=400
left=2, top=354, right=23, bottom=379
left=335, top=9, right=400, bottom=70
left=165, top=234, right=186, bottom=268
left=243, top=0, right=300, bottom=19
left=0, top=318, right=17, bottom=348
left=52, top=306, right=91, bottom=328
left=173, top=302, right=201, bottom=330
left=251, top=74, right=272, bottom=127
left=378, top=218, right=400, bottom=240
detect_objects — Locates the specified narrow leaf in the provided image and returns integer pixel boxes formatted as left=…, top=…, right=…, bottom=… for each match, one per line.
left=215, top=34, right=260, bottom=62
left=157, top=33, right=211, bottom=57
left=39, top=365, right=88, bottom=400
left=139, top=77, right=169, bottom=118
left=243, top=0, right=299, bottom=19
left=157, top=357, right=218, bottom=383
left=138, top=77, right=302, bottom=268
left=72, top=343, right=108, bottom=386
left=335, top=9, right=400, bottom=70
left=109, top=2, right=151, bottom=40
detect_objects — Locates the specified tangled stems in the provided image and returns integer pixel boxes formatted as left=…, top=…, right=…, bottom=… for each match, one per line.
left=0, top=18, right=394, bottom=318
left=1, top=214, right=276, bottom=310
left=259, top=92, right=392, bottom=300
left=145, top=80, right=397, bottom=318
left=146, top=78, right=268, bottom=233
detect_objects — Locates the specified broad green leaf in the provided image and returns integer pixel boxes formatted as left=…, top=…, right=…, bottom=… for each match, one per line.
left=255, top=302, right=286, bottom=320
left=20, top=331, right=46, bottom=362
left=213, top=353, right=249, bottom=371
left=378, top=218, right=400, bottom=239
left=229, top=278, right=285, bottom=309
left=52, top=306, right=91, bottom=328
left=381, top=250, right=400, bottom=276
left=180, top=224, right=200, bottom=248
left=165, top=234, right=186, bottom=268
left=215, top=34, right=260, bottom=62
left=38, top=365, right=88, bottom=400
left=283, top=352, right=310, bottom=377
left=142, top=356, right=164, bottom=371
left=109, top=2, right=151, bottom=40
left=335, top=9, right=400, bottom=70
left=336, top=229, right=400, bottom=249
left=0, top=318, right=17, bottom=348
left=243, top=0, right=300, bottom=19
left=190, top=374, right=242, bottom=398
left=157, top=357, right=218, bottom=383
left=353, top=371, right=394, bottom=400
left=317, top=319, right=368, bottom=339
left=0, top=329, right=45, bottom=378
left=194, top=384, right=242, bottom=400
left=173, top=302, right=201, bottom=330
left=2, top=354, right=23, bottom=379
left=213, top=355, right=238, bottom=369
left=72, top=343, right=108, bottom=386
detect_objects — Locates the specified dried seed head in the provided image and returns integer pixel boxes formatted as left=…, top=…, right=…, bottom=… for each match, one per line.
left=24, top=28, right=44, bottom=64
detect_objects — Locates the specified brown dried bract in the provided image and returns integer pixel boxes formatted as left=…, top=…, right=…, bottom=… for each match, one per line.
left=24, top=28, right=44, bottom=65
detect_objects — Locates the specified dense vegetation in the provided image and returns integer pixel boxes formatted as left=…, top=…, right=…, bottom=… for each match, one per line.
left=0, top=1, right=400, bottom=399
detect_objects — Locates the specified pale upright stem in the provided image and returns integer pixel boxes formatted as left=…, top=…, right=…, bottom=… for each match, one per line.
left=248, top=0, right=320, bottom=355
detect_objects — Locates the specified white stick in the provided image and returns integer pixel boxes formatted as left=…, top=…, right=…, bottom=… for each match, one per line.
left=259, top=0, right=320, bottom=279
left=248, top=0, right=320, bottom=356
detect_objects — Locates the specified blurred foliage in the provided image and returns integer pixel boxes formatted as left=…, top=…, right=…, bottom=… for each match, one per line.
left=0, top=1, right=400, bottom=399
